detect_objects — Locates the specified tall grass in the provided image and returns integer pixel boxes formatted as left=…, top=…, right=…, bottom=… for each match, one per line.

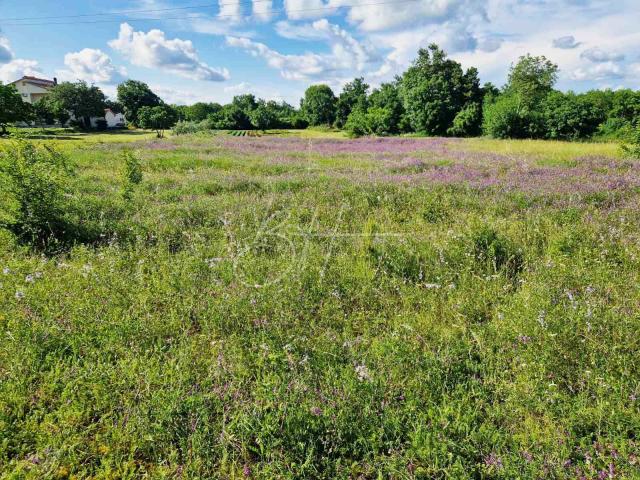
left=1, top=133, right=639, bottom=478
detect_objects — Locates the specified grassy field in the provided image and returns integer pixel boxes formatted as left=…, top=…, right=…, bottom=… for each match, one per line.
left=1, top=131, right=639, bottom=478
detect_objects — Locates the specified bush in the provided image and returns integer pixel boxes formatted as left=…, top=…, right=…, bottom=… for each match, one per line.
left=0, top=140, right=73, bottom=246
left=173, top=120, right=205, bottom=135
left=122, top=150, right=143, bottom=199
left=344, top=107, right=396, bottom=137
left=483, top=93, right=544, bottom=139
left=95, top=119, right=108, bottom=131
left=447, top=103, right=482, bottom=137
left=596, top=117, right=633, bottom=140
left=621, top=124, right=640, bottom=159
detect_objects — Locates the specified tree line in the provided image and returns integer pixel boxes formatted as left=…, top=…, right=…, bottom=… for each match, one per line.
left=1, top=43, right=639, bottom=141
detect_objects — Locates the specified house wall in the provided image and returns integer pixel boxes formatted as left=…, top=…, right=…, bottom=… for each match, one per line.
left=12, top=81, right=51, bottom=104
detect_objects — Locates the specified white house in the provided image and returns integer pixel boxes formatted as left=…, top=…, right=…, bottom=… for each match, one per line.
left=10, top=75, right=126, bottom=128
left=9, top=76, right=57, bottom=104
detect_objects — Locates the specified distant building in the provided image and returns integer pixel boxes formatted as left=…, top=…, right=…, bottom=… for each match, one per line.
left=9, top=76, right=57, bottom=104
left=9, top=75, right=126, bottom=128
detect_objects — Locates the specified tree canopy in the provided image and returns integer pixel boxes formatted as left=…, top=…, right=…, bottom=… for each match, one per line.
left=46, top=81, right=106, bottom=130
left=302, top=85, right=337, bottom=126
left=117, top=80, right=162, bottom=127
left=0, top=83, right=32, bottom=134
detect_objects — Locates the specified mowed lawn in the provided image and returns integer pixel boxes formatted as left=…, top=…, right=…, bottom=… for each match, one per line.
left=1, top=131, right=639, bottom=479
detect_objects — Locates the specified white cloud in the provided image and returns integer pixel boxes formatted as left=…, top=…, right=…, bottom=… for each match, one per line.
left=0, top=37, right=13, bottom=64
left=227, top=19, right=378, bottom=81
left=571, top=62, right=624, bottom=81
left=552, top=35, right=580, bottom=49
left=0, top=59, right=42, bottom=84
left=224, top=81, right=252, bottom=93
left=253, top=0, right=274, bottom=21
left=328, top=0, right=484, bottom=32
left=57, top=48, right=127, bottom=84
left=284, top=0, right=331, bottom=20
left=580, top=47, right=625, bottom=63
left=219, top=0, right=243, bottom=20
left=108, top=23, right=230, bottom=81
left=274, top=20, right=330, bottom=40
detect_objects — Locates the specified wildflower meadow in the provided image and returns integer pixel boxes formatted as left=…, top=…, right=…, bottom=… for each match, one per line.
left=1, top=132, right=639, bottom=478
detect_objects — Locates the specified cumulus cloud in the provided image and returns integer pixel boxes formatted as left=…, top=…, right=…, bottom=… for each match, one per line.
left=57, top=48, right=127, bottom=84
left=552, top=35, right=580, bottom=49
left=571, top=62, right=624, bottom=81
left=580, top=47, right=625, bottom=63
left=108, top=23, right=229, bottom=81
left=227, top=19, right=378, bottom=81
left=327, top=0, right=484, bottom=32
left=0, top=59, right=42, bottom=84
left=0, top=37, right=13, bottom=64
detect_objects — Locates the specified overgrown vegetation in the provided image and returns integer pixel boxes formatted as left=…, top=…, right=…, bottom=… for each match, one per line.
left=1, top=133, right=639, bottom=478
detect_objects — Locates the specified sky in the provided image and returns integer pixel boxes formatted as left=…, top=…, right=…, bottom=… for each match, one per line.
left=0, top=0, right=639, bottom=105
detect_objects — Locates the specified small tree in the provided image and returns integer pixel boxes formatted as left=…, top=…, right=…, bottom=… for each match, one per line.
left=301, top=85, right=337, bottom=126
left=335, top=78, right=369, bottom=129
left=137, top=105, right=177, bottom=138
left=0, top=83, right=31, bottom=135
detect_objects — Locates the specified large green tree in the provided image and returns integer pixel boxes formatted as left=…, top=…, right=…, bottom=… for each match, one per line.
left=400, top=44, right=481, bottom=135
left=0, top=83, right=31, bottom=134
left=506, top=54, right=558, bottom=108
left=47, top=81, right=106, bottom=130
left=301, top=84, right=337, bottom=126
left=335, top=78, right=369, bottom=129
left=117, top=80, right=162, bottom=127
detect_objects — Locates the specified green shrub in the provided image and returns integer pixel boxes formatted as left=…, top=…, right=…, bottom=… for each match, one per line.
left=621, top=124, right=640, bottom=159
left=122, top=150, right=143, bottom=199
left=483, top=93, right=545, bottom=139
left=0, top=140, right=73, bottom=246
left=447, top=102, right=482, bottom=137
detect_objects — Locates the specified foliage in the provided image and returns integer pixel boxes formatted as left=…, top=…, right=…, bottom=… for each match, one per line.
left=621, top=124, right=640, bottom=159
left=137, top=105, right=177, bottom=138
left=302, top=84, right=337, bottom=126
left=0, top=140, right=73, bottom=246
left=1, top=133, right=639, bottom=478
left=250, top=102, right=279, bottom=130
left=483, top=93, right=545, bottom=139
left=506, top=54, right=559, bottom=108
left=47, top=81, right=106, bottom=130
left=335, top=77, right=369, bottom=129
left=186, top=102, right=222, bottom=122
left=369, top=82, right=408, bottom=133
left=543, top=91, right=605, bottom=140
left=117, top=80, right=162, bottom=127
left=344, top=107, right=397, bottom=137
left=447, top=102, right=482, bottom=137
left=0, top=83, right=32, bottom=134
left=400, top=44, right=481, bottom=135
left=122, top=150, right=143, bottom=199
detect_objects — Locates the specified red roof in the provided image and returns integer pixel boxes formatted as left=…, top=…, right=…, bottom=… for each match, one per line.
left=10, top=76, right=56, bottom=87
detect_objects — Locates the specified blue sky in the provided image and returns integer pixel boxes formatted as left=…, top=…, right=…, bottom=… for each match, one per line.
left=1, top=0, right=639, bottom=105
